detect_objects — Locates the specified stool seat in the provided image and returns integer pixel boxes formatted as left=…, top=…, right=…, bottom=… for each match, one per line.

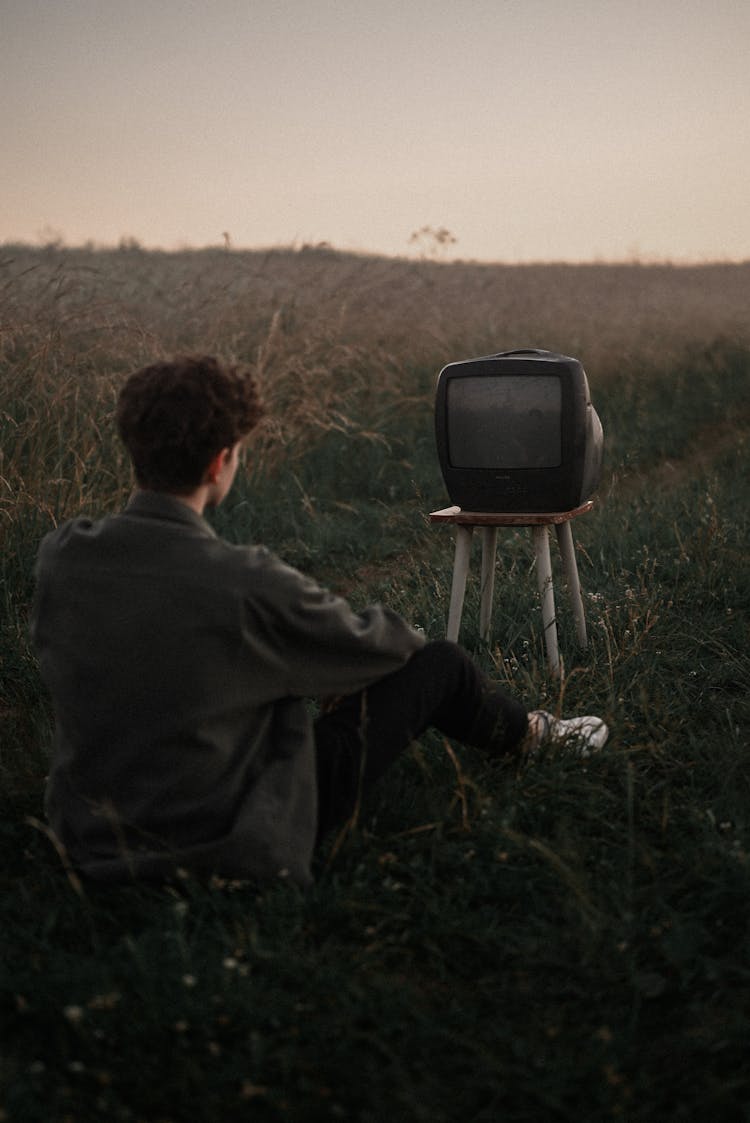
left=430, top=502, right=594, bottom=676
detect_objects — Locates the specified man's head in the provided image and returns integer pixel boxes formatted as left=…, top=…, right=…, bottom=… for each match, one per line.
left=116, top=356, right=263, bottom=494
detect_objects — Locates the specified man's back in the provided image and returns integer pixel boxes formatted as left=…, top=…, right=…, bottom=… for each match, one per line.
left=32, top=491, right=423, bottom=884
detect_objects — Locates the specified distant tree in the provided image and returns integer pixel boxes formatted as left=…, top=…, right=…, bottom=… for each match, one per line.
left=409, top=225, right=457, bottom=259
left=117, top=235, right=142, bottom=253
left=37, top=225, right=65, bottom=250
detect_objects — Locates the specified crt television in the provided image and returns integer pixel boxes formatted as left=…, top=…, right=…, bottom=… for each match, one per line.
left=434, top=348, right=604, bottom=513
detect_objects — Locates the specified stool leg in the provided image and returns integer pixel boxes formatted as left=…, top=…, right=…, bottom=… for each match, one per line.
left=479, top=526, right=498, bottom=643
left=532, top=525, right=560, bottom=677
left=555, top=521, right=588, bottom=648
left=447, top=525, right=473, bottom=642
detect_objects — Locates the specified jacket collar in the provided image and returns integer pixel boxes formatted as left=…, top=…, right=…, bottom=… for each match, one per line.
left=124, top=490, right=217, bottom=537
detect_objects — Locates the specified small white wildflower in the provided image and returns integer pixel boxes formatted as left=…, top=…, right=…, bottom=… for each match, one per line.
left=87, top=992, right=121, bottom=1011
left=182, top=974, right=197, bottom=988
left=240, top=1081, right=270, bottom=1100
left=63, top=1005, right=84, bottom=1024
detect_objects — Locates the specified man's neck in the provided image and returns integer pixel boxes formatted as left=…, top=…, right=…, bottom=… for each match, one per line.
left=135, top=487, right=212, bottom=517
left=173, top=487, right=212, bottom=516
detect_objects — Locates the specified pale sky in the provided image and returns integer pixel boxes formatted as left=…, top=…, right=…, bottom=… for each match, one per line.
left=3, top=0, right=749, bottom=262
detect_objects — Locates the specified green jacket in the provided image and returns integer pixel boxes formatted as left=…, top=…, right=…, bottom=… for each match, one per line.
left=32, top=491, right=425, bottom=885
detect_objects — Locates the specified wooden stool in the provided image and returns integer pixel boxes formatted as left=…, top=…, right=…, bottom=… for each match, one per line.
left=430, top=501, right=594, bottom=676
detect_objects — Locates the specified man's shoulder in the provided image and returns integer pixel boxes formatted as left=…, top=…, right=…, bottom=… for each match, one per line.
left=34, top=512, right=124, bottom=578
left=35, top=505, right=305, bottom=596
left=38, top=514, right=101, bottom=556
left=213, top=537, right=297, bottom=582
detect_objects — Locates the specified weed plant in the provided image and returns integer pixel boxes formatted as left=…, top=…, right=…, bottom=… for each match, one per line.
left=1, top=247, right=749, bottom=1121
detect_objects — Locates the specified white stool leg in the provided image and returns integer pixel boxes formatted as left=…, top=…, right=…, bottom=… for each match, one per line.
left=555, top=521, right=587, bottom=648
left=479, top=526, right=498, bottom=643
left=532, top=525, right=560, bottom=677
left=447, top=525, right=473, bottom=642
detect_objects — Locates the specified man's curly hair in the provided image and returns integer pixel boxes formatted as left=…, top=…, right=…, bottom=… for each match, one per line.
left=116, top=356, right=263, bottom=492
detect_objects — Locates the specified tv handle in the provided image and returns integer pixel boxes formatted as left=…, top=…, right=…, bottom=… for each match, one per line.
left=490, top=348, right=562, bottom=360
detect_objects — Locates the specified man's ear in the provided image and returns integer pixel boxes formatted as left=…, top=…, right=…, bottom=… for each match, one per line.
left=204, top=448, right=229, bottom=485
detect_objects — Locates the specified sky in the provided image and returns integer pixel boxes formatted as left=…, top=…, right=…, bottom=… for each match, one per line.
left=2, top=0, right=749, bottom=263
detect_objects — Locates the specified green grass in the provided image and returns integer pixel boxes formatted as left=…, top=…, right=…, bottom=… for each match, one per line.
left=1, top=248, right=750, bottom=1121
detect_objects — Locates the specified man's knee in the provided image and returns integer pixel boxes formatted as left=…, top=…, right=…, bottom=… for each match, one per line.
left=410, top=638, right=477, bottom=685
left=415, top=638, right=469, bottom=668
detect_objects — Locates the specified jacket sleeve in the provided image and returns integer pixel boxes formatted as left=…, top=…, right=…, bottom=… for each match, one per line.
left=241, top=550, right=426, bottom=698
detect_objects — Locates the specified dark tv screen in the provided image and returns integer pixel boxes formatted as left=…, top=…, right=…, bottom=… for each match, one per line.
left=447, top=375, right=562, bottom=470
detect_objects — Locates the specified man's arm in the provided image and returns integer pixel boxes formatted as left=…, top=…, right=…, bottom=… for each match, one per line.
left=242, top=552, right=426, bottom=699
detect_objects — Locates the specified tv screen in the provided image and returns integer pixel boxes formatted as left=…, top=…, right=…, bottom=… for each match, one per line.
left=435, top=349, right=603, bottom=513
left=447, top=374, right=562, bottom=470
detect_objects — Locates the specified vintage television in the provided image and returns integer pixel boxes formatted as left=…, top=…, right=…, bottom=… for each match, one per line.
left=435, top=348, right=603, bottom=513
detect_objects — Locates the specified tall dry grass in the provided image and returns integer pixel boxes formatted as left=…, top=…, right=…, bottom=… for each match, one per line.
left=4, top=245, right=749, bottom=371
left=3, top=243, right=749, bottom=524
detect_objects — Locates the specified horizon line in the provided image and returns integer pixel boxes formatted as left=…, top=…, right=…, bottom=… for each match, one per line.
left=2, top=236, right=749, bottom=270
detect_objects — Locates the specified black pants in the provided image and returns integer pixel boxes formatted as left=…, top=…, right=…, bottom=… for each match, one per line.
left=314, top=639, right=528, bottom=840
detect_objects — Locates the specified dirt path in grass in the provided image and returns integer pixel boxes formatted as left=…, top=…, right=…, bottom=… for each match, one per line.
left=605, top=411, right=749, bottom=502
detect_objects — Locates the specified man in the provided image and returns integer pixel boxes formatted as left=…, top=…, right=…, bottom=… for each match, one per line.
left=32, top=356, right=608, bottom=886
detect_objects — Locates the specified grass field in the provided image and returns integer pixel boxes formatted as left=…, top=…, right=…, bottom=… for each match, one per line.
left=1, top=245, right=750, bottom=1122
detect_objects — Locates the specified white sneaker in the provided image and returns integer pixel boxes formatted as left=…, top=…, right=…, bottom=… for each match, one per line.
left=527, top=709, right=609, bottom=758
